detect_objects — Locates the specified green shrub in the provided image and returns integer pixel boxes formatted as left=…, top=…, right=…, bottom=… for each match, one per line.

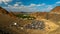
left=16, top=14, right=36, bottom=20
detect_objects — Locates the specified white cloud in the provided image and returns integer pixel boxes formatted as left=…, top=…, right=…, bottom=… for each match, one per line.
left=16, top=2, right=22, bottom=4
left=5, top=2, right=8, bottom=5
left=29, top=3, right=46, bottom=7
left=0, top=0, right=12, bottom=4
left=28, top=4, right=36, bottom=7
left=4, top=3, right=54, bottom=12
left=8, top=5, right=12, bottom=7
left=37, top=3, right=45, bottom=6
left=42, top=5, right=53, bottom=11
left=56, top=1, right=60, bottom=4
left=37, top=4, right=42, bottom=6
left=46, top=7, right=53, bottom=11
left=13, top=2, right=22, bottom=7
left=14, top=4, right=19, bottom=7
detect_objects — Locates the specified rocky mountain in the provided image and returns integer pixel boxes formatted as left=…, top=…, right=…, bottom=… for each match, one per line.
left=0, top=7, right=21, bottom=34
left=48, top=6, right=60, bottom=22
left=29, top=6, right=60, bottom=22
left=0, top=7, right=33, bottom=34
left=0, top=6, right=60, bottom=34
left=30, top=12, right=48, bottom=20
left=50, top=6, right=60, bottom=14
left=0, top=7, right=16, bottom=18
left=0, top=7, right=9, bottom=14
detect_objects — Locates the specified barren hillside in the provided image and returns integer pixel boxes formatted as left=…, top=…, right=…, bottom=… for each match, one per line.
left=0, top=6, right=60, bottom=34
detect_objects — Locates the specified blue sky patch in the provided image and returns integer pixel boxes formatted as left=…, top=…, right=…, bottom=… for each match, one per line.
left=0, top=0, right=60, bottom=12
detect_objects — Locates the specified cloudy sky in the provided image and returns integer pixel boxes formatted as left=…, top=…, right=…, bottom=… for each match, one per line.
left=0, top=0, right=60, bottom=12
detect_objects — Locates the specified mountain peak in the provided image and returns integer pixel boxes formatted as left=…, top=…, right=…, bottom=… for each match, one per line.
left=51, top=6, right=60, bottom=12
left=50, top=6, right=60, bottom=14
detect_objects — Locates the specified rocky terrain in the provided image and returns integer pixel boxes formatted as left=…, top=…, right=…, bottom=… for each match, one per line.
left=0, top=6, right=60, bottom=34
